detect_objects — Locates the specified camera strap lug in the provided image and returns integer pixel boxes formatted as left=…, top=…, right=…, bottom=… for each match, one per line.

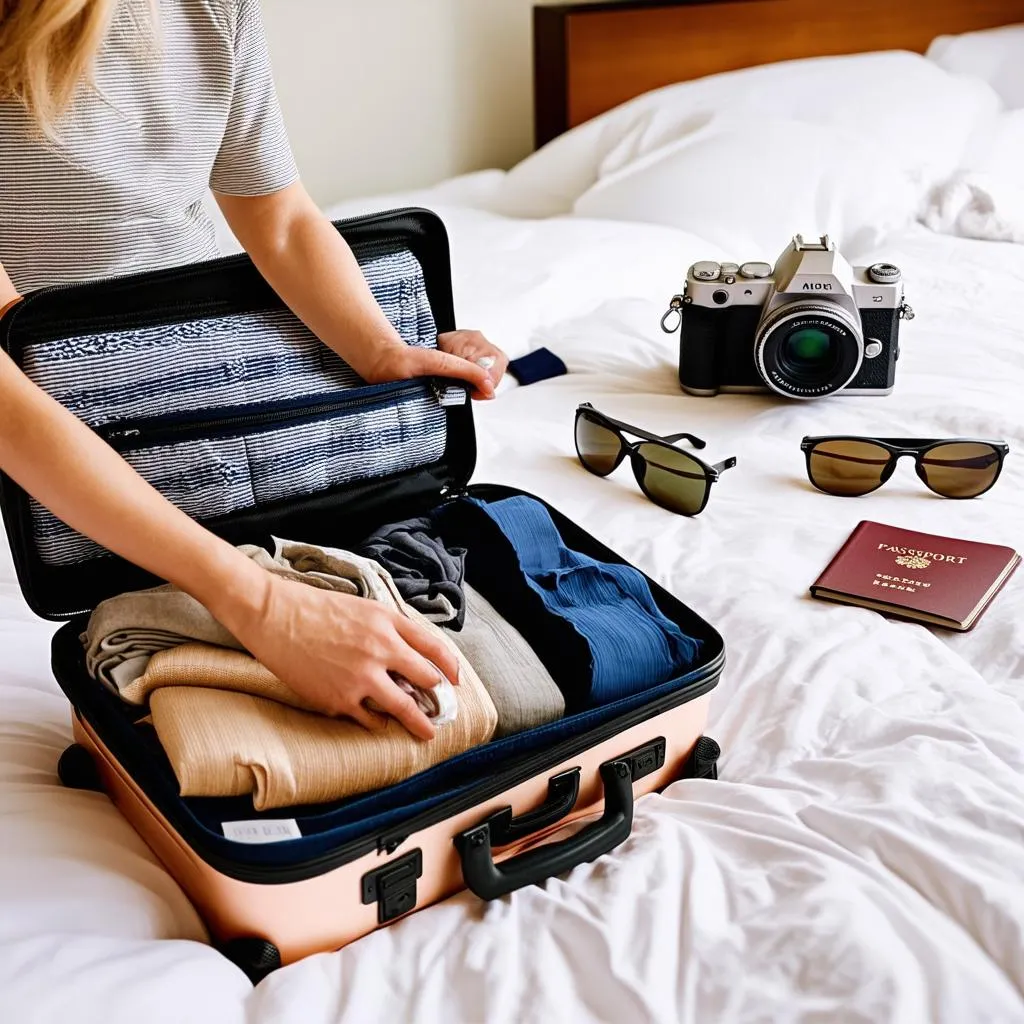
left=899, top=301, right=915, bottom=321
left=661, top=294, right=685, bottom=333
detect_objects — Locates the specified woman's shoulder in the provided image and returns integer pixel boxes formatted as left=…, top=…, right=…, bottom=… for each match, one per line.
left=173, top=0, right=252, bottom=42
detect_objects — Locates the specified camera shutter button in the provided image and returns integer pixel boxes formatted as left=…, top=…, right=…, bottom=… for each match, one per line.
left=740, top=262, right=772, bottom=279
left=868, top=263, right=901, bottom=284
left=691, top=261, right=721, bottom=281
left=864, top=339, right=884, bottom=358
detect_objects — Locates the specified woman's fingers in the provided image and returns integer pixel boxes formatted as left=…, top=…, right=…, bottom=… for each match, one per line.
left=393, top=613, right=460, bottom=684
left=366, top=671, right=436, bottom=740
left=410, top=347, right=494, bottom=398
left=437, top=330, right=509, bottom=389
left=349, top=702, right=388, bottom=733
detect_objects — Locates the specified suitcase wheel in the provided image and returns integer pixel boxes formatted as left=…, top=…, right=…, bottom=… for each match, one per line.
left=57, top=743, right=103, bottom=792
left=684, top=735, right=720, bottom=781
left=219, top=937, right=281, bottom=985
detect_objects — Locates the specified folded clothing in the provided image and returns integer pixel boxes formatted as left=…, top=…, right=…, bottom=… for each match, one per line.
left=437, top=495, right=701, bottom=707
left=126, top=641, right=459, bottom=725
left=148, top=612, right=498, bottom=810
left=449, top=584, right=564, bottom=737
left=83, top=538, right=406, bottom=695
left=358, top=516, right=564, bottom=736
left=358, top=516, right=467, bottom=627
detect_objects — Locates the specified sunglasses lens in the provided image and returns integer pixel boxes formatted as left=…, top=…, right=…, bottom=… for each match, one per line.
left=576, top=415, right=622, bottom=476
left=807, top=439, right=891, bottom=496
left=919, top=442, right=1002, bottom=498
left=635, top=442, right=709, bottom=515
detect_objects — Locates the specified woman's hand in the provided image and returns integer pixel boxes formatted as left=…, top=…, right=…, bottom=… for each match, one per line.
left=217, top=186, right=508, bottom=400
left=438, top=329, right=509, bottom=396
left=360, top=329, right=508, bottom=400
left=216, top=570, right=461, bottom=740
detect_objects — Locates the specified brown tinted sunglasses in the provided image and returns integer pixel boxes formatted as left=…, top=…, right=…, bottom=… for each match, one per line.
left=801, top=436, right=1009, bottom=498
left=575, top=403, right=737, bottom=515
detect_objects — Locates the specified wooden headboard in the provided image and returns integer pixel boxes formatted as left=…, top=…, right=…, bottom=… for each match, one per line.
left=533, top=0, right=1024, bottom=148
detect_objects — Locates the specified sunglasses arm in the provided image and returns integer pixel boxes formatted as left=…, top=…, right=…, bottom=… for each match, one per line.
left=600, top=414, right=707, bottom=450
left=709, top=456, right=738, bottom=477
left=662, top=430, right=707, bottom=450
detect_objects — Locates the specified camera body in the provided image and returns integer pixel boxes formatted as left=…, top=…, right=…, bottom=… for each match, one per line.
left=666, top=235, right=914, bottom=400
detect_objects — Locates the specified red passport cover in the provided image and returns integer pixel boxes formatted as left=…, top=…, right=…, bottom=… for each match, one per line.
left=810, top=521, right=1020, bottom=631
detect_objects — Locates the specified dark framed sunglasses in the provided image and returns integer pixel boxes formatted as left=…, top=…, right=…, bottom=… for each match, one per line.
left=801, top=436, right=1009, bottom=499
left=575, top=403, right=737, bottom=515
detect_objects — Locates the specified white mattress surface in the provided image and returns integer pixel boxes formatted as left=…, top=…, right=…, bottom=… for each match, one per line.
left=1, top=209, right=1022, bottom=1023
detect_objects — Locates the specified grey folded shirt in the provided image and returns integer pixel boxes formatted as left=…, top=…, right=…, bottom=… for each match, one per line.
left=82, top=539, right=404, bottom=694
left=449, top=584, right=565, bottom=737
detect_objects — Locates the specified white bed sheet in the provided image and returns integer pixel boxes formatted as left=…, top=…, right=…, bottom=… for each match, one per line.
left=1, top=208, right=1022, bottom=1024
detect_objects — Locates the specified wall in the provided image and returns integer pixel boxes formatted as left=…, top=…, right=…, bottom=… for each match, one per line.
left=261, top=0, right=541, bottom=207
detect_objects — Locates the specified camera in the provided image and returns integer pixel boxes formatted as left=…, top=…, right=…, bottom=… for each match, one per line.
left=661, top=234, right=915, bottom=399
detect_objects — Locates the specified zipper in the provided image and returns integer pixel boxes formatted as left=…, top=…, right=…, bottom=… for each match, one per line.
left=97, top=380, right=432, bottom=451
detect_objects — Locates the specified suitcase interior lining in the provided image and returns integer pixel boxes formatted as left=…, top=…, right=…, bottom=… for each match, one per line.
left=21, top=248, right=452, bottom=568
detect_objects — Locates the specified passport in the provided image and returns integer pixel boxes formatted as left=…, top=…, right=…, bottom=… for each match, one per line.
left=810, top=521, right=1020, bottom=631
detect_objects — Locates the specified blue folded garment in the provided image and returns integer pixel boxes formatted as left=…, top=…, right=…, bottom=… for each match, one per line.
left=436, top=495, right=701, bottom=707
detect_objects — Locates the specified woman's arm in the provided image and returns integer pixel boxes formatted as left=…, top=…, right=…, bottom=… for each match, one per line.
left=215, top=183, right=509, bottom=396
left=0, top=262, right=17, bottom=312
left=0, top=300, right=454, bottom=737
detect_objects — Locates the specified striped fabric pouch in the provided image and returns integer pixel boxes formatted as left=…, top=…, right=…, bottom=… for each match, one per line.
left=18, top=245, right=460, bottom=567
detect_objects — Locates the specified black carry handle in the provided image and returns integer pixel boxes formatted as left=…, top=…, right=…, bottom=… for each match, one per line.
left=477, top=767, right=582, bottom=848
left=455, top=759, right=633, bottom=901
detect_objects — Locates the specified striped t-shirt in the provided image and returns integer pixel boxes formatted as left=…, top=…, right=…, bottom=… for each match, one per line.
left=0, top=0, right=298, bottom=295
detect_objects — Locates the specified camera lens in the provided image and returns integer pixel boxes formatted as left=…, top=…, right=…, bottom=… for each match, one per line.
left=781, top=328, right=835, bottom=374
left=754, top=301, right=863, bottom=399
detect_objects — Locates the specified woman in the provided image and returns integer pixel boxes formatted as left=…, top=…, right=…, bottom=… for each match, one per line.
left=0, top=0, right=508, bottom=739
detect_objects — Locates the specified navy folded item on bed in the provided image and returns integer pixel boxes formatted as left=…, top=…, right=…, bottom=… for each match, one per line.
left=436, top=495, right=702, bottom=708
left=20, top=247, right=456, bottom=567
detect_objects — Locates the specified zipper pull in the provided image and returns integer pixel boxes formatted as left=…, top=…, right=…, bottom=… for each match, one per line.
left=102, top=426, right=141, bottom=443
left=430, top=378, right=467, bottom=407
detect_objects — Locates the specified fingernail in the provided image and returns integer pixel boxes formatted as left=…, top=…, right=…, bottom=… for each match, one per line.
left=476, top=356, right=496, bottom=370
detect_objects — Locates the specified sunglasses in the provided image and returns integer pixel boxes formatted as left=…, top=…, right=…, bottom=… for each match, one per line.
left=801, top=436, right=1009, bottom=499
left=575, top=403, right=737, bottom=515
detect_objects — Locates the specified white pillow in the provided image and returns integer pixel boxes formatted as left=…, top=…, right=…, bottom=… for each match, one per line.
left=927, top=24, right=1024, bottom=109
left=921, top=110, right=1024, bottom=243
left=491, top=50, right=999, bottom=248
left=572, top=114, right=921, bottom=258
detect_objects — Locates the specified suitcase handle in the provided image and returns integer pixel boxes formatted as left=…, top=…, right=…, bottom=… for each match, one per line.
left=472, top=767, right=582, bottom=848
left=455, top=758, right=633, bottom=900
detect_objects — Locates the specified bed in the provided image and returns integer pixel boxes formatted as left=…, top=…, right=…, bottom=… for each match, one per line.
left=3, top=2, right=1024, bottom=1021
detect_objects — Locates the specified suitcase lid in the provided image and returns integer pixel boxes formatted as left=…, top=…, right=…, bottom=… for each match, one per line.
left=0, top=208, right=477, bottom=620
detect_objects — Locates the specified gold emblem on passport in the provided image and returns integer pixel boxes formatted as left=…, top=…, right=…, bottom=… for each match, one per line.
left=895, top=554, right=930, bottom=569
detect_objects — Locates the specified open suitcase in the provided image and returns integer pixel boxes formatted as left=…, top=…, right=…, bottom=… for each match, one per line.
left=0, top=209, right=724, bottom=982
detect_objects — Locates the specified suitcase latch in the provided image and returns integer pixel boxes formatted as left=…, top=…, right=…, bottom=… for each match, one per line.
left=361, top=849, right=423, bottom=924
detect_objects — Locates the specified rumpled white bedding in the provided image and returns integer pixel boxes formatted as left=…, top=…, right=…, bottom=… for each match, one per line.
left=1, top=202, right=1022, bottom=1023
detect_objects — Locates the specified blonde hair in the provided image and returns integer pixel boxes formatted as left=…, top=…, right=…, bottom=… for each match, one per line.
left=0, top=0, right=134, bottom=134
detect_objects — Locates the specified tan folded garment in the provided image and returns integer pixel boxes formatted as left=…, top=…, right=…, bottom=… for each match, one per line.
left=148, top=623, right=498, bottom=810
left=126, top=641, right=457, bottom=722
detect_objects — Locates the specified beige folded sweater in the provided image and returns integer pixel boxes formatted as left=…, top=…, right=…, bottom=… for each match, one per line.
left=147, top=613, right=497, bottom=810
